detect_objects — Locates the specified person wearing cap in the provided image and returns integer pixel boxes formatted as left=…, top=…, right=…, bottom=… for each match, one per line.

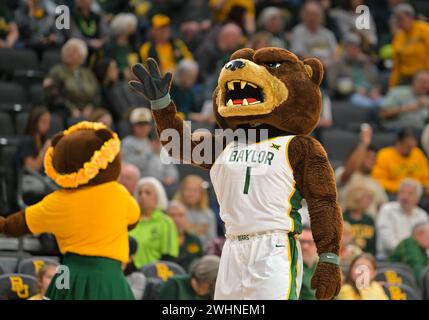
left=390, top=4, right=429, bottom=87
left=329, top=32, right=382, bottom=109
left=121, top=107, right=155, bottom=177
left=157, top=255, right=220, bottom=300
left=139, top=14, right=193, bottom=73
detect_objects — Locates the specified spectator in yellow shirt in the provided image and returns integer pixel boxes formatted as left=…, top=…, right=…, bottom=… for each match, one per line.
left=337, top=253, right=389, bottom=300
left=372, top=128, right=429, bottom=194
left=209, top=0, right=255, bottom=34
left=139, top=14, right=192, bottom=74
left=390, top=4, right=429, bottom=87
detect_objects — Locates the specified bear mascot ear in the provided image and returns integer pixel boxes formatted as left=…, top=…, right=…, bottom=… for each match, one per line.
left=94, top=128, right=114, bottom=142
left=303, top=58, right=324, bottom=86
left=230, top=48, right=255, bottom=61
left=51, top=132, right=64, bottom=147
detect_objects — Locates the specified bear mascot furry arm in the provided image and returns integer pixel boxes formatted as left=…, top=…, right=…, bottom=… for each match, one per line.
left=129, top=47, right=342, bottom=300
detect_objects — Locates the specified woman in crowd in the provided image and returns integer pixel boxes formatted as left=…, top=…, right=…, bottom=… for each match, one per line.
left=336, top=253, right=389, bottom=300
left=174, top=175, right=217, bottom=249
left=28, top=262, right=59, bottom=300
left=129, top=177, right=179, bottom=269
left=43, top=38, right=100, bottom=122
left=343, top=185, right=377, bottom=255
left=16, top=106, right=55, bottom=205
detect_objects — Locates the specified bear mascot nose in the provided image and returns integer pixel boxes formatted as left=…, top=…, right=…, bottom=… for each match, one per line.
left=225, top=60, right=246, bottom=71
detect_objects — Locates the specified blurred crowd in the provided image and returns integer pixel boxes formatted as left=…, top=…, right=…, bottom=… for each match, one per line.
left=1, top=0, right=429, bottom=300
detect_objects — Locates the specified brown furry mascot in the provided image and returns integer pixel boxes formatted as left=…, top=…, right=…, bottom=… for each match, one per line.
left=129, top=47, right=343, bottom=300
left=0, top=122, right=139, bottom=300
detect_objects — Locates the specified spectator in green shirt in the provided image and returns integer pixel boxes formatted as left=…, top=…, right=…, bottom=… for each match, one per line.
left=129, top=177, right=179, bottom=269
left=389, top=222, right=429, bottom=281
left=43, top=38, right=100, bottom=121
left=343, top=185, right=376, bottom=255
left=167, top=201, right=204, bottom=272
left=158, top=255, right=220, bottom=300
left=299, top=226, right=318, bottom=300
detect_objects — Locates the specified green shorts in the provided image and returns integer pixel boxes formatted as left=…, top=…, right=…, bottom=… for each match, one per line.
left=45, top=253, right=135, bottom=300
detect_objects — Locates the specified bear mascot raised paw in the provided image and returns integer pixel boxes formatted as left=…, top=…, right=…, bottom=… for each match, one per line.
left=129, top=47, right=343, bottom=300
left=0, top=121, right=140, bottom=300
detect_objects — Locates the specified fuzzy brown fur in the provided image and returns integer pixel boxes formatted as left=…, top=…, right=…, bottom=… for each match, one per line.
left=288, top=135, right=342, bottom=299
left=1, top=127, right=122, bottom=237
left=152, top=47, right=342, bottom=300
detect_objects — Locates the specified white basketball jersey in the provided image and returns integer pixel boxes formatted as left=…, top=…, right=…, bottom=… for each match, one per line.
left=210, top=135, right=303, bottom=236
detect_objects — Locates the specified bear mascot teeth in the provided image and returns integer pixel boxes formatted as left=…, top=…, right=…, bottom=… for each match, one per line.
left=129, top=47, right=343, bottom=300
left=0, top=121, right=140, bottom=300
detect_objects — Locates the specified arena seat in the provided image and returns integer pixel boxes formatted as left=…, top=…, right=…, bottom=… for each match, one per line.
left=0, top=236, right=19, bottom=251
left=376, top=262, right=414, bottom=276
left=18, top=257, right=59, bottom=277
left=331, top=100, right=374, bottom=130
left=0, top=49, right=39, bottom=78
left=372, top=132, right=396, bottom=150
left=15, top=112, right=29, bottom=136
left=141, top=261, right=186, bottom=282
left=28, top=83, right=45, bottom=107
left=40, top=49, right=62, bottom=74
left=0, top=257, right=18, bottom=274
left=321, top=129, right=359, bottom=167
left=382, top=283, right=422, bottom=300
left=143, top=277, right=164, bottom=300
left=420, top=266, right=429, bottom=300
left=22, top=236, right=42, bottom=253
left=0, top=81, right=29, bottom=113
left=376, top=267, right=419, bottom=292
left=0, top=273, right=38, bottom=300
left=0, top=112, right=15, bottom=137
left=0, top=139, right=19, bottom=213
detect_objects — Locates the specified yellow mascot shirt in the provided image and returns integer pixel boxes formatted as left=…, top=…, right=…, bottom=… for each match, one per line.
left=25, top=181, right=140, bottom=263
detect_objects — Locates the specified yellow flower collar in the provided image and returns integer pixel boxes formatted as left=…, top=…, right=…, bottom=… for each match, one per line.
left=44, top=121, right=121, bottom=188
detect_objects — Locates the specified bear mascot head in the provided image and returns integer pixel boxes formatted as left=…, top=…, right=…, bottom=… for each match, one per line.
left=212, top=47, right=323, bottom=135
left=44, top=121, right=121, bottom=189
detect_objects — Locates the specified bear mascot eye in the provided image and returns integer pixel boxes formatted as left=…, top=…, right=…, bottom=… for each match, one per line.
left=265, top=62, right=281, bottom=69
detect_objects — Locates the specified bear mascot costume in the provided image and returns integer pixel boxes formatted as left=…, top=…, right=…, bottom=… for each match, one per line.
left=0, top=121, right=140, bottom=300
left=129, top=47, right=343, bottom=300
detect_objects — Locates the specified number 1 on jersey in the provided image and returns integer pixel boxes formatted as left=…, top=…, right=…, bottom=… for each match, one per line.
left=243, top=166, right=251, bottom=194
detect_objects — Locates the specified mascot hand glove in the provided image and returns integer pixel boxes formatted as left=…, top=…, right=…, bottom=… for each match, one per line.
left=311, top=253, right=342, bottom=300
left=129, top=58, right=173, bottom=110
